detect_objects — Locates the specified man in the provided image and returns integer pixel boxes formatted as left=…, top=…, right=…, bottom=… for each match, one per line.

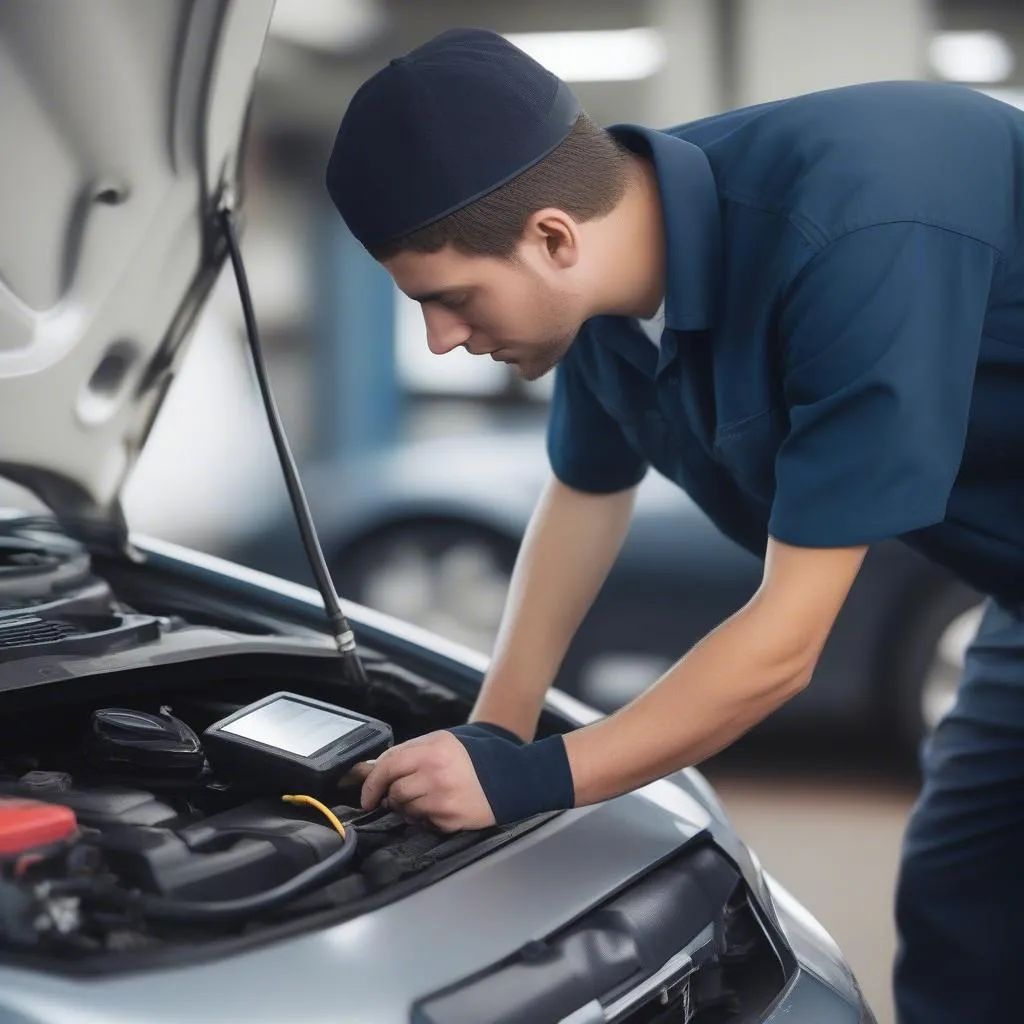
left=325, top=28, right=1024, bottom=1023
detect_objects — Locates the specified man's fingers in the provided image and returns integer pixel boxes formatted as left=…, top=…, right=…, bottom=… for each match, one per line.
left=392, top=794, right=433, bottom=820
left=339, top=760, right=376, bottom=787
left=360, top=747, right=420, bottom=810
left=386, top=774, right=430, bottom=810
left=395, top=795, right=460, bottom=832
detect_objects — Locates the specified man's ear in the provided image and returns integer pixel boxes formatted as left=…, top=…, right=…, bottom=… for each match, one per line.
left=522, top=208, right=581, bottom=269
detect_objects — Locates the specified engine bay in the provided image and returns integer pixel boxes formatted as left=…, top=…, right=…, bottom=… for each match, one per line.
left=0, top=517, right=540, bottom=970
left=0, top=673, right=522, bottom=967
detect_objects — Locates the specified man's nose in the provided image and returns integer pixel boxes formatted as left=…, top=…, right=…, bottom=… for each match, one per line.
left=423, top=305, right=472, bottom=355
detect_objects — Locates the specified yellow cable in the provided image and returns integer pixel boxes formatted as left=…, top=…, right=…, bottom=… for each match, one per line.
left=281, top=794, right=347, bottom=840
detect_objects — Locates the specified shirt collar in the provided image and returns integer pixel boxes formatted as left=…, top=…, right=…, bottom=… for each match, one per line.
left=608, top=123, right=723, bottom=333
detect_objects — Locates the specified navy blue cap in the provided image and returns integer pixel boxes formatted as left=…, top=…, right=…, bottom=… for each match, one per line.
left=325, top=28, right=582, bottom=249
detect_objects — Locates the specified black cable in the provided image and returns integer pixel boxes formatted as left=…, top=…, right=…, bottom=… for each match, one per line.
left=49, top=827, right=358, bottom=925
left=217, top=201, right=367, bottom=688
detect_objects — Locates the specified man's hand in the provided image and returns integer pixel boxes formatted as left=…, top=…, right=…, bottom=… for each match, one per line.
left=349, top=722, right=574, bottom=830
left=350, top=731, right=497, bottom=832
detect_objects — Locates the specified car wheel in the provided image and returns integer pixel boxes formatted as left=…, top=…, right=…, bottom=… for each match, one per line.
left=340, top=522, right=515, bottom=654
left=889, top=585, right=985, bottom=754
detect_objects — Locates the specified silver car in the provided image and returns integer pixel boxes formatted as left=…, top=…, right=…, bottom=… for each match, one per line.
left=0, top=3, right=875, bottom=1021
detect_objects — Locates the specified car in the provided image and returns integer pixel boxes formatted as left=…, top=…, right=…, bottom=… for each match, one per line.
left=229, top=420, right=985, bottom=758
left=0, top=3, right=880, bottom=1022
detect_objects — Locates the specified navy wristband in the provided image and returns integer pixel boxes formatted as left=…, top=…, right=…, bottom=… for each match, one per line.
left=457, top=721, right=525, bottom=745
left=447, top=726, right=575, bottom=825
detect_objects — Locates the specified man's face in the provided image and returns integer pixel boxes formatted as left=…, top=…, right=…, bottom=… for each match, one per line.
left=384, top=245, right=584, bottom=382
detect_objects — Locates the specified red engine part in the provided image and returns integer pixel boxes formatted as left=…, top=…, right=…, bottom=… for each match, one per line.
left=0, top=797, right=78, bottom=855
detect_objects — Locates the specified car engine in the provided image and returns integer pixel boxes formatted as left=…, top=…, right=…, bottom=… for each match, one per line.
left=1, top=674, right=541, bottom=962
left=0, top=689, right=515, bottom=961
left=0, top=519, right=533, bottom=967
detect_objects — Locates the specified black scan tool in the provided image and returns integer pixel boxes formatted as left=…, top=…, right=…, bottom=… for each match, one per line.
left=203, top=692, right=392, bottom=798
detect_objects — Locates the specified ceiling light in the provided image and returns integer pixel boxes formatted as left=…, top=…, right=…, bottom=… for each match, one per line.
left=929, top=31, right=1015, bottom=84
left=503, top=28, right=667, bottom=83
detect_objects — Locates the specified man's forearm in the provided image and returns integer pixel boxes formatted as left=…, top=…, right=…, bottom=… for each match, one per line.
left=358, top=540, right=865, bottom=832
left=562, top=601, right=816, bottom=805
left=471, top=474, right=638, bottom=739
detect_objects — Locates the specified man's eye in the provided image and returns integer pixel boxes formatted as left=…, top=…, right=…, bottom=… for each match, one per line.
left=441, top=296, right=467, bottom=311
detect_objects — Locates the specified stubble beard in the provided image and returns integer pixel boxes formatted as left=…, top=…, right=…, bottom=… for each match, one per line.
left=512, top=281, right=582, bottom=381
left=515, top=332, right=575, bottom=381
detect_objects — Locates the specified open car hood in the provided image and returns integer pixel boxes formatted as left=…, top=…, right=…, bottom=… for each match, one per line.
left=0, top=1, right=276, bottom=537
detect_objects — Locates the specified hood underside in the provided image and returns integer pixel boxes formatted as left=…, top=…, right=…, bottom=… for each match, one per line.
left=0, top=0, right=276, bottom=530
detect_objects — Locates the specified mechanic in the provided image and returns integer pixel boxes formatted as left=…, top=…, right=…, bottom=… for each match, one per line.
left=325, top=28, right=1024, bottom=1023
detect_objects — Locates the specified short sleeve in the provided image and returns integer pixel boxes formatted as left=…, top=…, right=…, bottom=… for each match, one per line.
left=546, top=335, right=648, bottom=493
left=768, top=222, right=997, bottom=548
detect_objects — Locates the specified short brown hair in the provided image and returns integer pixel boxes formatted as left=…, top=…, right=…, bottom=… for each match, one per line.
left=369, top=113, right=632, bottom=261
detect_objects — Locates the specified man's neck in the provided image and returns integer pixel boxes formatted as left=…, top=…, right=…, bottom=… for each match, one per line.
left=589, top=154, right=666, bottom=320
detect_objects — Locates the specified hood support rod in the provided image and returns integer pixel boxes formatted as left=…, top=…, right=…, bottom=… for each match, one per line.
left=217, top=194, right=368, bottom=688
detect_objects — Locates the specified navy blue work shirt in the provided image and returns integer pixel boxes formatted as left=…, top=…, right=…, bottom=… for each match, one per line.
left=547, top=81, right=1024, bottom=605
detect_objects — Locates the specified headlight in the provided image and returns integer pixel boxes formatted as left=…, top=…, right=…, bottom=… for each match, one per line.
left=763, top=872, right=864, bottom=1008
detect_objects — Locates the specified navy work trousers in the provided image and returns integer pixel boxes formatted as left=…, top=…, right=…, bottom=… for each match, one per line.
left=894, top=598, right=1024, bottom=1023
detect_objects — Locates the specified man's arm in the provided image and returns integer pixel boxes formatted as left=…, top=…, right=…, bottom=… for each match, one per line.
left=562, top=537, right=866, bottom=804
left=354, top=537, right=865, bottom=830
left=558, top=223, right=993, bottom=804
left=469, top=472, right=639, bottom=741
